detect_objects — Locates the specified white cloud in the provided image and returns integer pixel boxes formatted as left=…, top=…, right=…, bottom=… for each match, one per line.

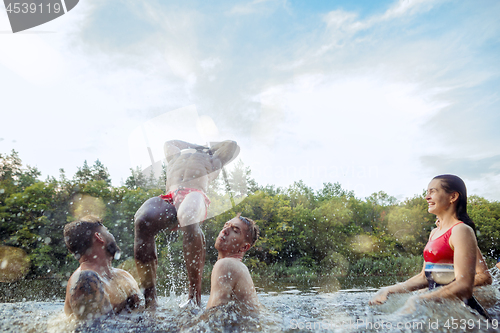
left=1, top=0, right=498, bottom=201
left=201, top=57, right=221, bottom=71
left=245, top=72, right=444, bottom=198
left=381, top=0, right=440, bottom=20
left=322, top=0, right=442, bottom=47
left=0, top=1, right=196, bottom=184
left=324, top=10, right=363, bottom=33
left=0, top=34, right=66, bottom=85
left=228, top=0, right=286, bottom=15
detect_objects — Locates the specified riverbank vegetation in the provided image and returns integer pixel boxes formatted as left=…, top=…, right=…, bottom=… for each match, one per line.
left=1, top=150, right=500, bottom=282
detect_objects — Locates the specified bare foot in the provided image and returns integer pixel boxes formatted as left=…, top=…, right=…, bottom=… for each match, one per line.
left=144, top=287, right=158, bottom=310
left=179, top=298, right=201, bottom=314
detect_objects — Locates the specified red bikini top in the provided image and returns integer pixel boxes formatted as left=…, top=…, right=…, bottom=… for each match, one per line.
left=423, top=222, right=463, bottom=264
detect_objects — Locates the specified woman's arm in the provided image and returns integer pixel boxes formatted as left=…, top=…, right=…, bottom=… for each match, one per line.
left=369, top=229, right=440, bottom=305
left=369, top=261, right=428, bottom=305
left=474, top=247, right=492, bottom=287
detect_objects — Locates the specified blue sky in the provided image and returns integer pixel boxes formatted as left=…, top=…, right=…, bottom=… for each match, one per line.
left=0, top=0, right=499, bottom=201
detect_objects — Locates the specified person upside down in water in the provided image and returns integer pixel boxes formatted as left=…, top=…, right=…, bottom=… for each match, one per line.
left=207, top=213, right=260, bottom=309
left=134, top=140, right=239, bottom=308
left=369, top=175, right=490, bottom=318
left=63, top=216, right=142, bottom=320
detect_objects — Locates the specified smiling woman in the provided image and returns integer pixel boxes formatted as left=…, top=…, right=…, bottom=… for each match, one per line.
left=369, top=174, right=490, bottom=318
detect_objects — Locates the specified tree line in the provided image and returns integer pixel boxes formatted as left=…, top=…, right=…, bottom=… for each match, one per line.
left=1, top=150, right=500, bottom=281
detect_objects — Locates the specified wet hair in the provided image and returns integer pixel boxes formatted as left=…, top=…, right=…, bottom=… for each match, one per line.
left=433, top=174, right=476, bottom=236
left=237, top=213, right=260, bottom=247
left=63, top=215, right=104, bottom=258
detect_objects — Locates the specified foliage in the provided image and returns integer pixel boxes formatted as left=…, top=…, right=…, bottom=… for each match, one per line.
left=1, top=150, right=500, bottom=280
left=74, top=159, right=111, bottom=185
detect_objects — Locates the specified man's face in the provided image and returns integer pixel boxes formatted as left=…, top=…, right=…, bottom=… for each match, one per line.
left=215, top=217, right=249, bottom=254
left=98, top=226, right=121, bottom=260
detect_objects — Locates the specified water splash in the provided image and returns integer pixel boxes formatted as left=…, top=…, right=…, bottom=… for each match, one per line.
left=1, top=272, right=499, bottom=332
left=158, top=231, right=188, bottom=307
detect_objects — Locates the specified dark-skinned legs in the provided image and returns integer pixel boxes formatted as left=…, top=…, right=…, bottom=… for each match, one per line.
left=177, top=192, right=207, bottom=306
left=134, top=197, right=177, bottom=308
left=181, top=223, right=206, bottom=305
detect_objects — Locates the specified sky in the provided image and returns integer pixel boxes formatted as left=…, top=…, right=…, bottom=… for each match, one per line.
left=0, top=0, right=499, bottom=202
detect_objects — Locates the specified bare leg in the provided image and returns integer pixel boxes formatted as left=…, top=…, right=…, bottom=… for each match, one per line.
left=134, top=197, right=177, bottom=308
left=176, top=192, right=207, bottom=306
left=181, top=223, right=206, bottom=305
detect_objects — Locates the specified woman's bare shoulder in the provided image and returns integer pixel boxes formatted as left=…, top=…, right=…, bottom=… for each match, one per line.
left=453, top=222, right=474, bottom=234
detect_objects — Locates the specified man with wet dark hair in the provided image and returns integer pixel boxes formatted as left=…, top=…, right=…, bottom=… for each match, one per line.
left=134, top=139, right=239, bottom=308
left=64, top=217, right=114, bottom=259
left=63, top=215, right=142, bottom=320
left=206, top=213, right=260, bottom=309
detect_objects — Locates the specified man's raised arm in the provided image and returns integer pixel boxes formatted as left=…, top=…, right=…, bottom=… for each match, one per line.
left=209, top=140, right=239, bottom=167
left=164, top=140, right=208, bottom=163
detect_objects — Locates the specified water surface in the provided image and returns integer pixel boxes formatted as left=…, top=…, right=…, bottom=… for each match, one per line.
left=1, top=271, right=499, bottom=332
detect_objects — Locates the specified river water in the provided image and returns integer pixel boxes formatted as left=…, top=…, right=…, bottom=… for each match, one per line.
left=1, top=270, right=499, bottom=332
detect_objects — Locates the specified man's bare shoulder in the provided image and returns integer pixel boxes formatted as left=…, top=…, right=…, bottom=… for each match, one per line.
left=66, top=269, right=100, bottom=301
left=113, top=267, right=135, bottom=279
left=112, top=268, right=141, bottom=290
left=66, top=269, right=111, bottom=319
left=214, top=257, right=246, bottom=268
left=110, top=268, right=143, bottom=311
left=213, top=258, right=249, bottom=278
left=69, top=269, right=102, bottom=291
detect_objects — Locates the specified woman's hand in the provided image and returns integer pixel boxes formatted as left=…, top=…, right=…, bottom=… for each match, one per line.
left=369, top=287, right=390, bottom=305
left=399, top=294, right=421, bottom=314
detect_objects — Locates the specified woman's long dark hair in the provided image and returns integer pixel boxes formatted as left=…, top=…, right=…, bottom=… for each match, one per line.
left=433, top=174, right=476, bottom=236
